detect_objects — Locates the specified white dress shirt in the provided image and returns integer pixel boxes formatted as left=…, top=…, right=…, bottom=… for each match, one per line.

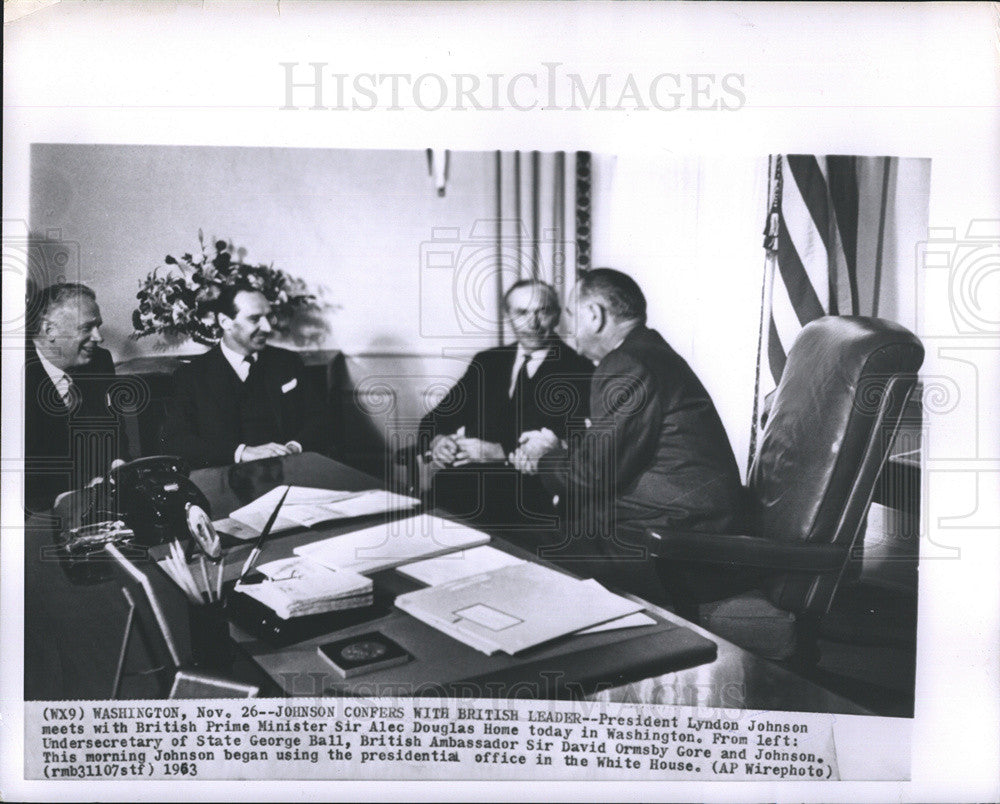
left=220, top=340, right=254, bottom=461
left=508, top=345, right=550, bottom=398
left=36, top=349, right=74, bottom=406
left=220, top=339, right=255, bottom=382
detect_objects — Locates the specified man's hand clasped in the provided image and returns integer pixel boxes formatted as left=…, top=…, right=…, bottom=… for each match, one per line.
left=508, top=427, right=561, bottom=475
left=429, top=427, right=506, bottom=468
left=240, top=441, right=303, bottom=462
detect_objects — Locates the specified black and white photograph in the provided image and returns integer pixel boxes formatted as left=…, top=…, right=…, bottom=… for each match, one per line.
left=2, top=2, right=998, bottom=801
left=19, top=142, right=930, bottom=713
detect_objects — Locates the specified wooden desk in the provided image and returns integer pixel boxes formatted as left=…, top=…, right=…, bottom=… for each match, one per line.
left=24, top=453, right=869, bottom=714
left=183, top=455, right=716, bottom=700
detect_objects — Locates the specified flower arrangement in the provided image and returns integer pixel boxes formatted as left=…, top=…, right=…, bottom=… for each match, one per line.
left=131, top=232, right=317, bottom=345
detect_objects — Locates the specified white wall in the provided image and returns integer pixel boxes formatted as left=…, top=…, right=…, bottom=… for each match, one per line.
left=858, top=157, right=932, bottom=332
left=591, top=154, right=930, bottom=480
left=591, top=154, right=771, bottom=477
left=30, top=144, right=507, bottom=437
left=29, top=145, right=499, bottom=360
left=29, top=146, right=929, bottom=473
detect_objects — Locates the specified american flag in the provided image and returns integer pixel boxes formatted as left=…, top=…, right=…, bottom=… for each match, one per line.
left=767, top=154, right=863, bottom=381
left=749, top=154, right=892, bottom=466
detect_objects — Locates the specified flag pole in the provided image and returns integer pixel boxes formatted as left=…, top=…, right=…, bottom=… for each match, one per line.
left=747, top=155, right=781, bottom=476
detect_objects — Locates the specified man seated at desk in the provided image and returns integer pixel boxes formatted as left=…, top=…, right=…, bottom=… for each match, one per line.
left=24, top=283, right=130, bottom=515
left=162, top=282, right=331, bottom=468
left=419, top=279, right=593, bottom=528
left=511, top=268, right=751, bottom=606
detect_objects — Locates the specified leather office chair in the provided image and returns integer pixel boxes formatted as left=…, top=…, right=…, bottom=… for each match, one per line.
left=647, top=316, right=924, bottom=665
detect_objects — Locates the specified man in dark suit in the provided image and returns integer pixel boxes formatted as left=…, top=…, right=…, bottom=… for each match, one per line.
left=161, top=283, right=331, bottom=468
left=24, top=284, right=130, bottom=515
left=419, top=279, right=593, bottom=527
left=512, top=268, right=749, bottom=604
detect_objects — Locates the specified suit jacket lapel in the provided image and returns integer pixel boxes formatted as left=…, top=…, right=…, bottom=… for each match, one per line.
left=205, top=346, right=243, bottom=443
left=26, top=343, right=72, bottom=416
left=257, top=347, right=286, bottom=436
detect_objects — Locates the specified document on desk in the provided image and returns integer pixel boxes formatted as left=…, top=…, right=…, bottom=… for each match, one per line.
left=227, top=486, right=421, bottom=535
left=232, top=556, right=373, bottom=619
left=293, top=513, right=491, bottom=575
left=397, top=545, right=526, bottom=586
left=394, top=562, right=644, bottom=655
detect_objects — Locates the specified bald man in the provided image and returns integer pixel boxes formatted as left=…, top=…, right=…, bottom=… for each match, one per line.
left=24, top=283, right=130, bottom=514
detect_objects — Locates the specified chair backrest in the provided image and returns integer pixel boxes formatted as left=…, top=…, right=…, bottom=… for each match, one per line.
left=747, top=316, right=924, bottom=614
left=134, top=371, right=178, bottom=457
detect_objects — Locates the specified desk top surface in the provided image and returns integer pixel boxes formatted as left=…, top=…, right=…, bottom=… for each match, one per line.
left=193, top=453, right=867, bottom=714
left=25, top=453, right=869, bottom=715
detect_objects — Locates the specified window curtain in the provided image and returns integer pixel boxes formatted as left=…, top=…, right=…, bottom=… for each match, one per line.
left=492, top=150, right=592, bottom=345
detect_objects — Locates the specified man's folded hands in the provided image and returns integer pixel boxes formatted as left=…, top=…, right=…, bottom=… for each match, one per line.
left=509, top=427, right=561, bottom=474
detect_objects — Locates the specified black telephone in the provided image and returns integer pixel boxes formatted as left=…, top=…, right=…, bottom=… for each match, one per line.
left=103, top=455, right=212, bottom=546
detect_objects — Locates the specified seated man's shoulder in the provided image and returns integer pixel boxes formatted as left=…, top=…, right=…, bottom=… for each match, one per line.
left=597, top=343, right=649, bottom=378
left=174, top=345, right=220, bottom=377
left=482, top=343, right=517, bottom=359
left=465, top=343, right=516, bottom=370
left=613, top=330, right=686, bottom=376
left=260, top=344, right=305, bottom=367
left=186, top=343, right=222, bottom=362
left=553, top=339, right=594, bottom=373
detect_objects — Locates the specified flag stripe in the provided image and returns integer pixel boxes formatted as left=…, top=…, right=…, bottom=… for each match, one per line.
left=781, top=163, right=831, bottom=314
left=787, top=156, right=835, bottom=255
left=826, top=155, right=860, bottom=314
left=770, top=274, right=802, bottom=355
left=827, top=205, right=853, bottom=316
left=815, top=156, right=855, bottom=316
left=776, top=207, right=826, bottom=325
left=872, top=156, right=893, bottom=316
left=814, top=158, right=840, bottom=315
left=767, top=316, right=786, bottom=382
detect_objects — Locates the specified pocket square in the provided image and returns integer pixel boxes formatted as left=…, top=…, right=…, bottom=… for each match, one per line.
left=281, top=378, right=298, bottom=393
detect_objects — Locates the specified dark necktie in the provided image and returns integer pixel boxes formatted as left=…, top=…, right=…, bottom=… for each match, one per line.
left=511, top=357, right=530, bottom=399
left=243, top=354, right=257, bottom=381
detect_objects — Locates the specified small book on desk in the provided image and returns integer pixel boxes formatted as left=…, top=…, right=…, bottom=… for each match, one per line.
left=317, top=632, right=412, bottom=678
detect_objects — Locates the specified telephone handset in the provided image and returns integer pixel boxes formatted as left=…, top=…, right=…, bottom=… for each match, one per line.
left=104, top=455, right=212, bottom=546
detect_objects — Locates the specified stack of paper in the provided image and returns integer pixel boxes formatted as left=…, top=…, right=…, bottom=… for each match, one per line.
left=394, top=562, right=644, bottom=655
left=233, top=556, right=373, bottom=619
left=228, top=486, right=421, bottom=535
left=294, top=513, right=491, bottom=575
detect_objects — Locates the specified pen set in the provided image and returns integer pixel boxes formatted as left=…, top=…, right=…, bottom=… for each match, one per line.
left=160, top=539, right=224, bottom=604
left=237, top=485, right=291, bottom=584
left=161, top=487, right=288, bottom=605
